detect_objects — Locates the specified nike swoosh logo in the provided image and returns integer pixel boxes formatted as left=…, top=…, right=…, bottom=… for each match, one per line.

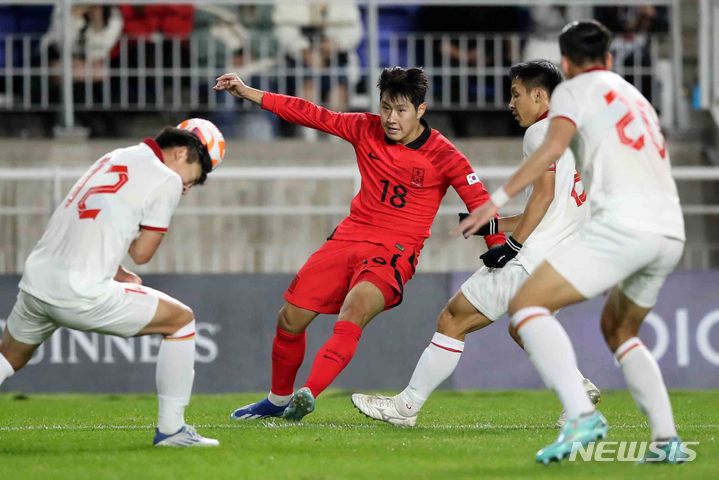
left=368, top=152, right=382, bottom=161
left=498, top=255, right=506, bottom=262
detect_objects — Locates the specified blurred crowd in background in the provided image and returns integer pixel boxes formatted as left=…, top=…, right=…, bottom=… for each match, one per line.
left=0, top=3, right=668, bottom=139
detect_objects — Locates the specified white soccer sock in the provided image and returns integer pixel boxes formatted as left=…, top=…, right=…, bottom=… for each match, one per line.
left=615, top=337, right=677, bottom=440
left=267, top=392, right=292, bottom=406
left=511, top=307, right=594, bottom=419
left=0, top=353, right=15, bottom=386
left=156, top=321, right=196, bottom=435
left=399, top=332, right=464, bottom=414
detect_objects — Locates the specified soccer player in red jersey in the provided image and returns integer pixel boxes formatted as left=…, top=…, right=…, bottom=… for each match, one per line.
left=214, top=67, right=505, bottom=421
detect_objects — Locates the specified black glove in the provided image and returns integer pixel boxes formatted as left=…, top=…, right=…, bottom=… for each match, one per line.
left=479, top=236, right=523, bottom=268
left=458, top=213, right=499, bottom=236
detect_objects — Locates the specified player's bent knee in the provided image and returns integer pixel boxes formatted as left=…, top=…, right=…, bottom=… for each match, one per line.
left=276, top=305, right=307, bottom=334
left=337, top=303, right=368, bottom=326
left=175, top=305, right=194, bottom=329
left=140, top=299, right=194, bottom=336
left=164, top=302, right=194, bottom=331
left=436, top=308, right=458, bottom=335
left=436, top=308, right=488, bottom=339
left=167, top=319, right=195, bottom=340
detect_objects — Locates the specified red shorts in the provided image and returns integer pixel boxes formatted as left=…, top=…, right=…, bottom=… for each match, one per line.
left=284, top=239, right=420, bottom=314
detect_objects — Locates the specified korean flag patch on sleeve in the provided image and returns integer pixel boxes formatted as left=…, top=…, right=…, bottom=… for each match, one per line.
left=466, top=172, right=480, bottom=185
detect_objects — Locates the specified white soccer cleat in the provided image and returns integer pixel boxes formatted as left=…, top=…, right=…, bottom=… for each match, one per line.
left=153, top=425, right=220, bottom=447
left=351, top=393, right=417, bottom=427
left=555, top=378, right=602, bottom=428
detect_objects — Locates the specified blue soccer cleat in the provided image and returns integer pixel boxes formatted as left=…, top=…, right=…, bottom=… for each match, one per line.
left=536, top=411, right=608, bottom=465
left=153, top=425, right=219, bottom=447
left=640, top=436, right=691, bottom=464
left=230, top=397, right=287, bottom=421
left=282, top=387, right=315, bottom=421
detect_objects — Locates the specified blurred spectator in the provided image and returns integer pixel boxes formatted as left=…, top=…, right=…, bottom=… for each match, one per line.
left=594, top=5, right=669, bottom=100
left=192, top=5, right=278, bottom=140
left=118, top=5, right=194, bottom=106
left=595, top=5, right=668, bottom=66
left=522, top=4, right=589, bottom=62
left=191, top=5, right=277, bottom=72
left=42, top=5, right=123, bottom=79
left=41, top=5, right=123, bottom=136
left=273, top=1, right=362, bottom=117
left=192, top=5, right=249, bottom=68
left=119, top=5, right=194, bottom=40
left=417, top=6, right=528, bottom=136
left=238, top=5, right=278, bottom=62
left=522, top=5, right=567, bottom=63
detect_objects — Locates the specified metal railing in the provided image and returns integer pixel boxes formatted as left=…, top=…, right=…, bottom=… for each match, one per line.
left=0, top=0, right=686, bottom=128
left=0, top=31, right=672, bottom=111
left=1, top=165, right=718, bottom=273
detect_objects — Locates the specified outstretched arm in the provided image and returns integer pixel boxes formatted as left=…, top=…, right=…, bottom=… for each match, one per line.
left=458, top=169, right=554, bottom=237
left=501, top=170, right=555, bottom=243
left=213, top=72, right=368, bottom=142
left=470, top=172, right=555, bottom=269
left=455, top=117, right=575, bottom=237
left=448, top=154, right=506, bottom=248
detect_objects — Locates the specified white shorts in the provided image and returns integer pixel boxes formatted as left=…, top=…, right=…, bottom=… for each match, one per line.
left=6, top=282, right=165, bottom=345
left=460, top=260, right=530, bottom=321
left=546, top=218, right=684, bottom=308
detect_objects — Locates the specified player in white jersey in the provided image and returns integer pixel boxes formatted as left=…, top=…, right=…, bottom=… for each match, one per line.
left=0, top=120, right=225, bottom=448
left=352, top=60, right=599, bottom=427
left=458, top=21, right=687, bottom=464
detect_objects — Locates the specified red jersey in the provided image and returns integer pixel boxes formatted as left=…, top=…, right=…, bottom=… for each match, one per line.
left=261, top=93, right=505, bottom=251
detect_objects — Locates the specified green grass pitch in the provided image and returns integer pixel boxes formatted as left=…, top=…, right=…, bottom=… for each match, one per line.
left=0, top=390, right=716, bottom=479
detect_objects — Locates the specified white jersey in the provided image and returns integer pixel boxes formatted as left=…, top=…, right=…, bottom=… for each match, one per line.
left=515, top=117, right=589, bottom=273
left=19, top=140, right=182, bottom=307
left=549, top=68, right=684, bottom=241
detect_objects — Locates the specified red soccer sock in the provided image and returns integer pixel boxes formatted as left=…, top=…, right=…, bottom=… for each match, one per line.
left=271, top=327, right=306, bottom=396
left=304, top=321, right=363, bottom=397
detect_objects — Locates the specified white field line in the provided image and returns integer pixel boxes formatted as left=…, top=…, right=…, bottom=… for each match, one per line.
left=1, top=422, right=717, bottom=433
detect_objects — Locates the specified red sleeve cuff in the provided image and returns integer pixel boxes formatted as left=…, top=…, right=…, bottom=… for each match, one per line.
left=140, top=225, right=168, bottom=233
left=484, top=232, right=507, bottom=248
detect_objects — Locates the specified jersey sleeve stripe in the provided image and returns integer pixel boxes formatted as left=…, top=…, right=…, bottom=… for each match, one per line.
left=140, top=225, right=168, bottom=233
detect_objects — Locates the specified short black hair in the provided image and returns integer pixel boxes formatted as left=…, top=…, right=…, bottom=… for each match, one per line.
left=508, top=60, right=563, bottom=96
left=154, top=127, right=212, bottom=185
left=377, top=67, right=428, bottom=110
left=559, top=20, right=613, bottom=66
